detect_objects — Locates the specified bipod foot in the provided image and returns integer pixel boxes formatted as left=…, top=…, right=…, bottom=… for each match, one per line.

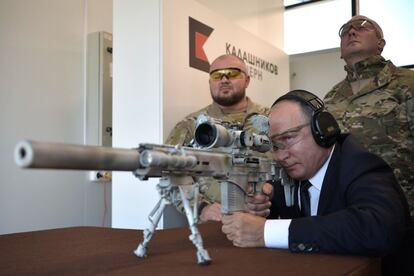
left=196, top=249, right=212, bottom=265
left=134, top=243, right=147, bottom=258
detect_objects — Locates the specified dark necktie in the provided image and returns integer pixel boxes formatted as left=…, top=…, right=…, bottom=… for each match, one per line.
left=300, top=180, right=312, bottom=217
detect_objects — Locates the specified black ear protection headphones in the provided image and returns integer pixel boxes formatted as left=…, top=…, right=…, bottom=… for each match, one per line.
left=272, top=90, right=340, bottom=148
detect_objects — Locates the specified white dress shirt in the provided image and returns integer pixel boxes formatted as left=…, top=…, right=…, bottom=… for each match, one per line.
left=264, top=146, right=335, bottom=248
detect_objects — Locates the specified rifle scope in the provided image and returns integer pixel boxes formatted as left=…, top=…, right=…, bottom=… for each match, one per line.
left=194, top=121, right=272, bottom=153
left=194, top=121, right=252, bottom=149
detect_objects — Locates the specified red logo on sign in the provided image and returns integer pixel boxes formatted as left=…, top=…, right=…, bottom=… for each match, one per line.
left=189, top=17, right=214, bottom=72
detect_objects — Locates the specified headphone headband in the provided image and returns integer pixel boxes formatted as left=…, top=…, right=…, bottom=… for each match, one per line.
left=272, top=90, right=324, bottom=113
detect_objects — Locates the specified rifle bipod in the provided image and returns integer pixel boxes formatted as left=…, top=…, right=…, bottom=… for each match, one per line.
left=134, top=176, right=211, bottom=265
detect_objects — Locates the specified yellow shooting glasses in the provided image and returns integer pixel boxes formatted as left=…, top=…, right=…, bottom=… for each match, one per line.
left=209, top=68, right=246, bottom=81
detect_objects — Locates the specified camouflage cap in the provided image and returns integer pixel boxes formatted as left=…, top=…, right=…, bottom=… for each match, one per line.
left=340, top=15, right=384, bottom=39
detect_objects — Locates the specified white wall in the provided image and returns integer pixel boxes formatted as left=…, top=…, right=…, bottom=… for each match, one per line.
left=289, top=48, right=345, bottom=99
left=163, top=0, right=288, bottom=140
left=87, top=0, right=113, bottom=34
left=112, top=0, right=162, bottom=229
left=284, top=0, right=351, bottom=55
left=196, top=0, right=284, bottom=49
left=0, top=0, right=112, bottom=234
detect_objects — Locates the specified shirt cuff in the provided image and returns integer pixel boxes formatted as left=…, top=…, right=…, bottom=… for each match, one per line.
left=264, top=219, right=291, bottom=249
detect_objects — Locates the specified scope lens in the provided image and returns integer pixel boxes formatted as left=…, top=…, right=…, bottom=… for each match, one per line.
left=195, top=123, right=216, bottom=147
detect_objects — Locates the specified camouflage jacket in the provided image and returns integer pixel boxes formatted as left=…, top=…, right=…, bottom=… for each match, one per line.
left=165, top=97, right=269, bottom=213
left=324, top=55, right=414, bottom=218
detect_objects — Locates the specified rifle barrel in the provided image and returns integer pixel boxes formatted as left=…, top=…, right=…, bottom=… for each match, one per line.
left=14, top=140, right=140, bottom=171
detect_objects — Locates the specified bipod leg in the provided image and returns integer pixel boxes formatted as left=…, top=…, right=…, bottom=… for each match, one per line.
left=135, top=185, right=170, bottom=258
left=178, top=186, right=211, bottom=265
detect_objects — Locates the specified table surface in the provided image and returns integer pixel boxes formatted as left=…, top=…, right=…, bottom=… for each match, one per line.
left=0, top=222, right=380, bottom=275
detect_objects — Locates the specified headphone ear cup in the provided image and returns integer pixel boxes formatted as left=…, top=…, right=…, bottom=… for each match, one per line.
left=311, top=112, right=340, bottom=148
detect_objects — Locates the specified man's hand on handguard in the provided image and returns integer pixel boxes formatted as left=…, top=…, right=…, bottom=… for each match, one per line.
left=222, top=212, right=266, bottom=247
left=245, top=182, right=273, bottom=217
left=199, top=202, right=223, bottom=223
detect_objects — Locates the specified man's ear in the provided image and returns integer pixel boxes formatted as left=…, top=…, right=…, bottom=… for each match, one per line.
left=245, top=75, right=251, bottom=88
left=378, top=38, right=386, bottom=54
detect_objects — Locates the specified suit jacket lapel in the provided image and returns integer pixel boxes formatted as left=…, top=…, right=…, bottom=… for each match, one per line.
left=317, top=143, right=340, bottom=215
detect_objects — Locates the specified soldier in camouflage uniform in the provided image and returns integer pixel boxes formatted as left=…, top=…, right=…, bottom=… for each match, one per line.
left=324, top=15, right=414, bottom=220
left=166, top=54, right=270, bottom=222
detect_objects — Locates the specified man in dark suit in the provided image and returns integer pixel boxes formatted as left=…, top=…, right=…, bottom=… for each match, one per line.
left=222, top=90, right=412, bottom=274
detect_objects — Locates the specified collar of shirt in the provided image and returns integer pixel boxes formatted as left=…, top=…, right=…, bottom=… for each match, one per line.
left=305, top=145, right=335, bottom=216
left=309, top=144, right=335, bottom=191
left=344, top=54, right=386, bottom=82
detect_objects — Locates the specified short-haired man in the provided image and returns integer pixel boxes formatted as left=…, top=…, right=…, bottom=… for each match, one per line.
left=323, top=15, right=414, bottom=219
left=166, top=54, right=269, bottom=222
